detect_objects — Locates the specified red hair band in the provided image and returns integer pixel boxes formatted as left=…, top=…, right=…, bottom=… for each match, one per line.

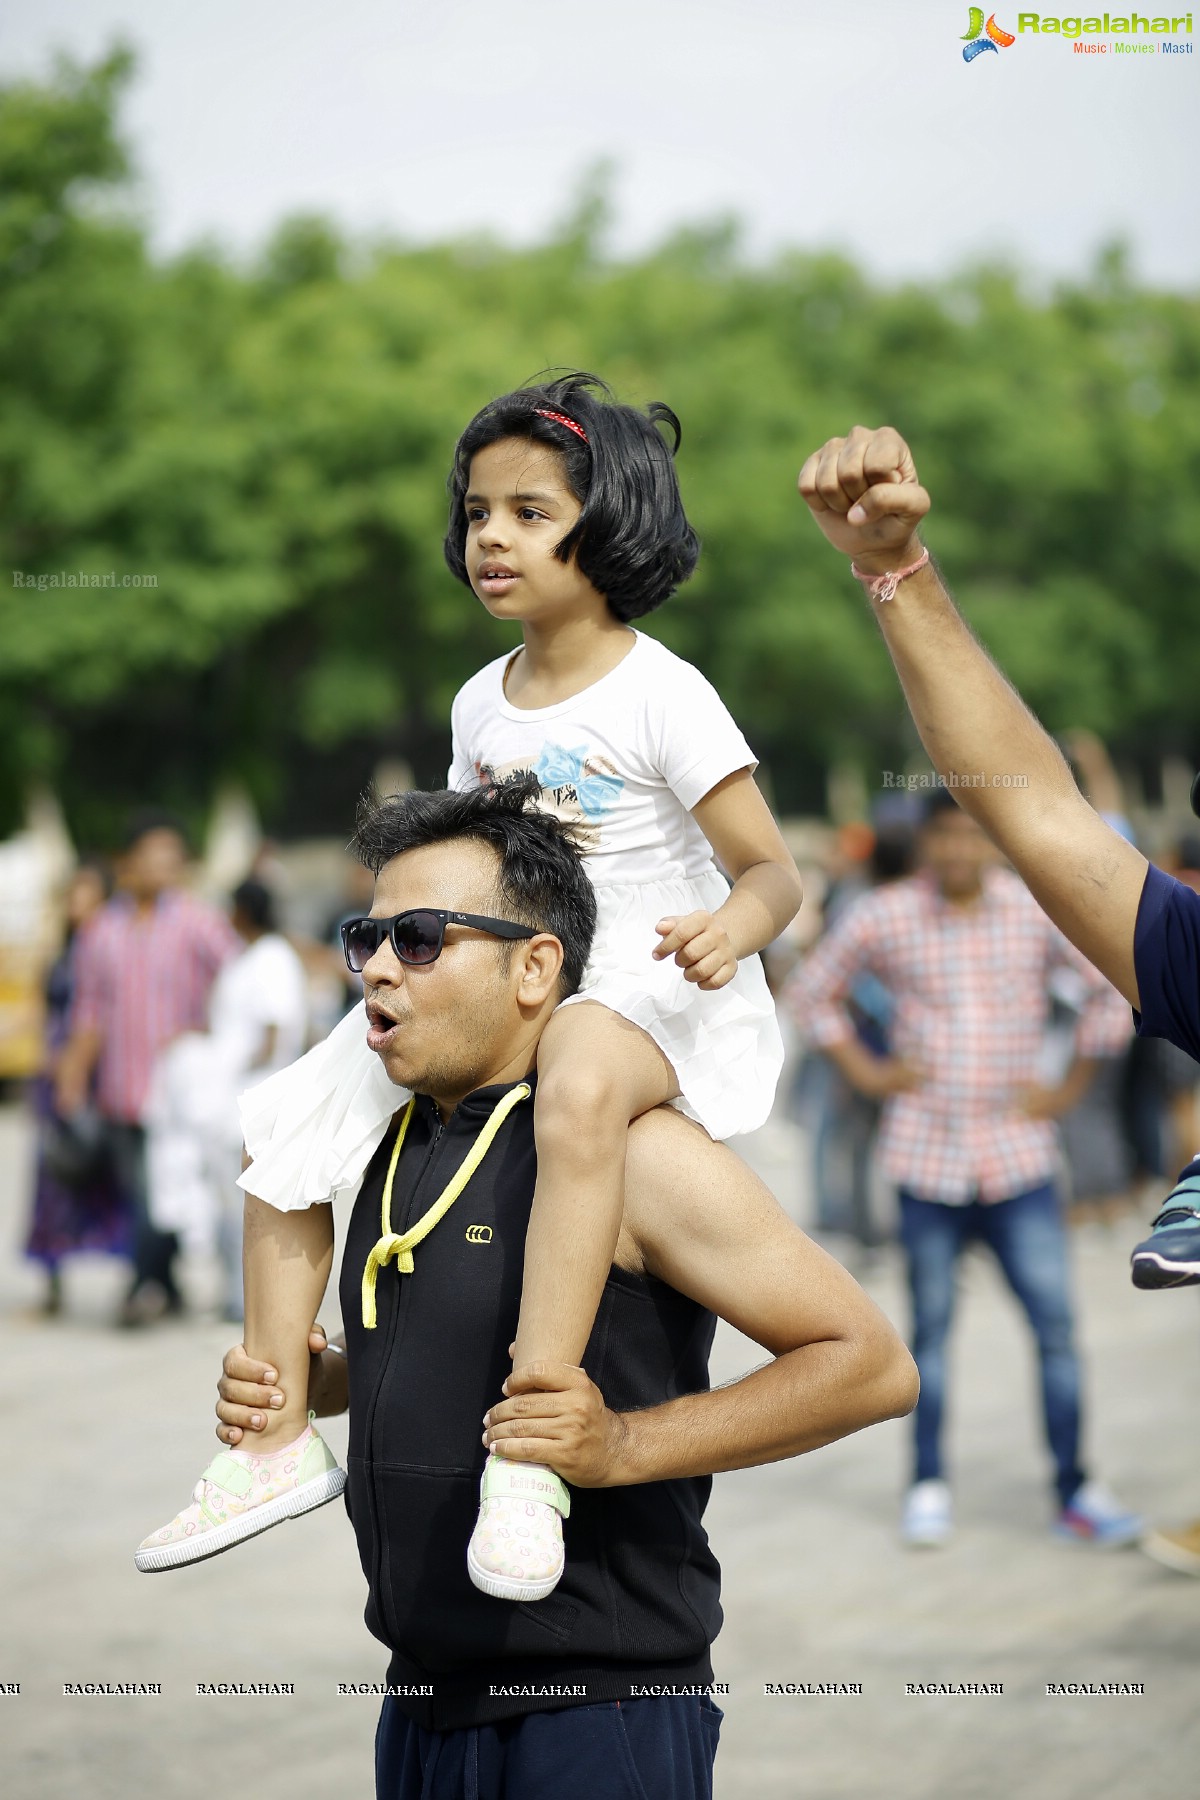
left=533, top=407, right=589, bottom=445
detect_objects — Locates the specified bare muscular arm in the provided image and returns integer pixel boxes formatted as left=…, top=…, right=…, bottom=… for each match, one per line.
left=797, top=426, right=1148, bottom=1008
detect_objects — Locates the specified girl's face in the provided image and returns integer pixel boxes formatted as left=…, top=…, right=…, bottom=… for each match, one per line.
left=463, top=438, right=602, bottom=627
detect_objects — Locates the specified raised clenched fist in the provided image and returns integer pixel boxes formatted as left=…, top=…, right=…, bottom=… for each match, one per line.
left=798, top=426, right=931, bottom=576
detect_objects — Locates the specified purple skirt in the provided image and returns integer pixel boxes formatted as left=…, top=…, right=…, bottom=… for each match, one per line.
left=23, top=1076, right=131, bottom=1268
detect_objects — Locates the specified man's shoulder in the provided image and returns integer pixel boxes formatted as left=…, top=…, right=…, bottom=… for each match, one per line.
left=241, top=934, right=305, bottom=993
left=172, top=889, right=234, bottom=931
left=245, top=931, right=300, bottom=968
left=164, top=888, right=214, bottom=913
left=78, top=898, right=128, bottom=953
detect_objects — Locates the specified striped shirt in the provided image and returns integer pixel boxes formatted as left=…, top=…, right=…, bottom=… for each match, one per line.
left=70, top=890, right=241, bottom=1122
left=787, top=868, right=1131, bottom=1203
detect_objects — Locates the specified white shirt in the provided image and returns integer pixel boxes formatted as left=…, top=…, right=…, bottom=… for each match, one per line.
left=448, top=631, right=755, bottom=887
left=208, top=933, right=308, bottom=1079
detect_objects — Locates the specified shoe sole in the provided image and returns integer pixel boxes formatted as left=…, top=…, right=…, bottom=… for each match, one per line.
left=1052, top=1523, right=1142, bottom=1548
left=1130, top=1250, right=1200, bottom=1289
left=134, top=1468, right=346, bottom=1573
left=1140, top=1536, right=1200, bottom=1576
left=465, top=1544, right=561, bottom=1602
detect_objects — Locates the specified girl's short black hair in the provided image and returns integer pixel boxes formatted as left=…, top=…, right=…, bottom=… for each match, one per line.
left=350, top=773, right=597, bottom=999
left=443, top=370, right=700, bottom=622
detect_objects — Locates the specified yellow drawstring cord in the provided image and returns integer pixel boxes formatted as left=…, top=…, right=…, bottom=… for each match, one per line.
left=361, top=1083, right=532, bottom=1328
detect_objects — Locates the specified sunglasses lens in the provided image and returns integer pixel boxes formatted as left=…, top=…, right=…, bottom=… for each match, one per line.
left=392, top=911, right=442, bottom=965
left=342, top=920, right=381, bottom=972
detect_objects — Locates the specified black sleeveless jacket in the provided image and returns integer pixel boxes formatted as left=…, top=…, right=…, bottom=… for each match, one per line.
left=338, top=1078, right=723, bottom=1729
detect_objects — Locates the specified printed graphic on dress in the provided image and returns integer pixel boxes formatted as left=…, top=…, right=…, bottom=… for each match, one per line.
left=473, top=743, right=624, bottom=851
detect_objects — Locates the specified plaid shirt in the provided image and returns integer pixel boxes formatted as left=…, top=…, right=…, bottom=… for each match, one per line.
left=70, top=890, right=241, bottom=1123
left=787, top=868, right=1131, bottom=1203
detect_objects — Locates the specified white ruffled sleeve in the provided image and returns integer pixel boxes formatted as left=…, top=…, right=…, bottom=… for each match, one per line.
left=236, top=1002, right=404, bottom=1213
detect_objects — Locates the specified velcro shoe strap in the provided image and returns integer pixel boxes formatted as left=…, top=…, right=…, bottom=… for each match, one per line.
left=201, top=1451, right=254, bottom=1500
left=1152, top=1175, right=1200, bottom=1229
left=482, top=1457, right=570, bottom=1519
left=1152, top=1203, right=1200, bottom=1229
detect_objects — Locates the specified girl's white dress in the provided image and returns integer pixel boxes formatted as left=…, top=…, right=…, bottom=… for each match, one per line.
left=239, top=632, right=785, bottom=1212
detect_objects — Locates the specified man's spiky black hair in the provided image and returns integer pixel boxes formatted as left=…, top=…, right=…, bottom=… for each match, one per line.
left=351, top=774, right=597, bottom=998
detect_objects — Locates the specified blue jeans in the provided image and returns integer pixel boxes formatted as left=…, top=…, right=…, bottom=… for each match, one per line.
left=375, top=1695, right=722, bottom=1800
left=898, top=1182, right=1086, bottom=1508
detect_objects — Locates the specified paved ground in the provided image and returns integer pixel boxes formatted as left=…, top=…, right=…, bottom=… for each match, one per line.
left=4, top=1094, right=1199, bottom=1800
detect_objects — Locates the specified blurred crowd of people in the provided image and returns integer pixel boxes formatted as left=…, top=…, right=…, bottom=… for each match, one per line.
left=20, top=808, right=366, bottom=1326
left=782, top=741, right=1200, bottom=1261
left=772, top=743, right=1200, bottom=1565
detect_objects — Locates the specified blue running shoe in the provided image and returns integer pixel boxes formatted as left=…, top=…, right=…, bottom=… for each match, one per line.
left=1130, top=1160, right=1200, bottom=1289
left=1055, top=1482, right=1143, bottom=1548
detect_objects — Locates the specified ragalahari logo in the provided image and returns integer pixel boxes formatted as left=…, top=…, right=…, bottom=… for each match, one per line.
left=962, top=8, right=1017, bottom=56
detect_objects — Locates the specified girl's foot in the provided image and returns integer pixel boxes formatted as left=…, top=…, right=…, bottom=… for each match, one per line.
left=135, top=1415, right=344, bottom=1572
left=466, top=1455, right=570, bottom=1602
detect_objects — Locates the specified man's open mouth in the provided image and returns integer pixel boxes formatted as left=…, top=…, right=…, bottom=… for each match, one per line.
left=365, top=1001, right=402, bottom=1050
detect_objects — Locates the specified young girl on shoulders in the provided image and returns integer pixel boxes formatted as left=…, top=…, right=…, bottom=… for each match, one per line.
left=137, top=372, right=803, bottom=1601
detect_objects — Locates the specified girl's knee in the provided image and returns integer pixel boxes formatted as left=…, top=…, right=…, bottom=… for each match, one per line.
left=535, top=1064, right=630, bottom=1161
left=536, top=1051, right=626, bottom=1123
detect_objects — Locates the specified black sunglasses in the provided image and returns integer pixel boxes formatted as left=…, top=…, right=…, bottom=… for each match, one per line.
left=341, top=908, right=536, bottom=973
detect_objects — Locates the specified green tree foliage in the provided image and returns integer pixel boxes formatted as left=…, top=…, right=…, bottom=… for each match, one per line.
left=2, top=51, right=1197, bottom=845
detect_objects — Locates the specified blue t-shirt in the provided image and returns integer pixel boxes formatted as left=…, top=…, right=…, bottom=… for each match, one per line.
left=1133, top=864, right=1200, bottom=1061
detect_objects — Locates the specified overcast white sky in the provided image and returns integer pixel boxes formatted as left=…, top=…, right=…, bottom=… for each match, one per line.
left=2, top=0, right=1198, bottom=287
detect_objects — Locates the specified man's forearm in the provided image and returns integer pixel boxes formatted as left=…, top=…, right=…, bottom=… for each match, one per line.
left=858, top=557, right=1147, bottom=1003
left=822, top=1032, right=884, bottom=1098
left=605, top=1331, right=917, bottom=1486
left=798, top=427, right=1149, bottom=1004
left=871, top=561, right=1076, bottom=845
left=1054, top=1055, right=1101, bottom=1114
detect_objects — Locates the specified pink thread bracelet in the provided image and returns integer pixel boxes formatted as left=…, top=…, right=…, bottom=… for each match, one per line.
left=849, top=546, right=930, bottom=603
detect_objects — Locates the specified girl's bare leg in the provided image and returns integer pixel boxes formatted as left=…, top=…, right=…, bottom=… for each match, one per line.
left=512, top=1002, right=678, bottom=1371
left=468, top=1003, right=679, bottom=1598
left=135, top=1193, right=338, bottom=1570
left=240, top=1195, right=334, bottom=1445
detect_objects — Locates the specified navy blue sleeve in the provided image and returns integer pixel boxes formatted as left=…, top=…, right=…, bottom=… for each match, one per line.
left=1133, top=864, right=1200, bottom=1061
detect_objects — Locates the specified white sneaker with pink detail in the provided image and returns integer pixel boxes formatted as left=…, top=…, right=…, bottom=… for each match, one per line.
left=467, top=1455, right=571, bottom=1601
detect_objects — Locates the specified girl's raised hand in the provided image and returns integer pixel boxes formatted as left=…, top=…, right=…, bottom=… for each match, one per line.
left=653, top=912, right=737, bottom=990
left=798, top=425, right=930, bottom=572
